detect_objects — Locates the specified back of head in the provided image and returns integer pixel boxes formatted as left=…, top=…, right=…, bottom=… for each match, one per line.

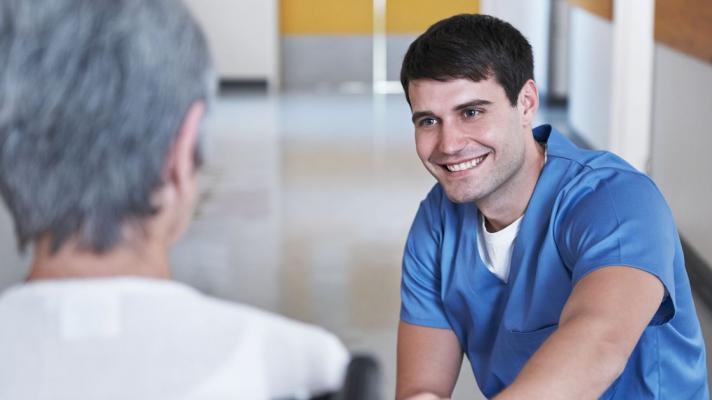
left=400, top=13, right=533, bottom=106
left=0, top=0, right=214, bottom=253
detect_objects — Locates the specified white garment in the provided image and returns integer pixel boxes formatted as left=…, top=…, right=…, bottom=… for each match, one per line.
left=476, top=214, right=523, bottom=282
left=475, top=145, right=545, bottom=282
left=0, top=277, right=349, bottom=400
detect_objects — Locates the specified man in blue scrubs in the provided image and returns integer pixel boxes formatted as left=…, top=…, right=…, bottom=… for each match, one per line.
left=396, top=14, right=709, bottom=399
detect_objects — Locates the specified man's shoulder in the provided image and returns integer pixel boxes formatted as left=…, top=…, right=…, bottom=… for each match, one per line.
left=556, top=161, right=662, bottom=205
left=548, top=139, right=630, bottom=174
left=542, top=135, right=673, bottom=235
left=543, top=132, right=660, bottom=203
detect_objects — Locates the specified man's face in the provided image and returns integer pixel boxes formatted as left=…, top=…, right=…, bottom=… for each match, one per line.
left=408, top=77, right=528, bottom=204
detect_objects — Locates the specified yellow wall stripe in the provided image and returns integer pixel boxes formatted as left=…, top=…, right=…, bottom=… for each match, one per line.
left=655, top=0, right=712, bottom=64
left=386, top=0, right=479, bottom=34
left=280, top=0, right=479, bottom=35
left=568, top=0, right=613, bottom=21
left=280, top=0, right=373, bottom=35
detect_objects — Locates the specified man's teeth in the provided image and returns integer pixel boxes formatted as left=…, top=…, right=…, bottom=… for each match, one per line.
left=446, top=155, right=487, bottom=172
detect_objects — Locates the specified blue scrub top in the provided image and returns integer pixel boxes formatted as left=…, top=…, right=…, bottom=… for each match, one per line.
left=401, top=125, right=709, bottom=399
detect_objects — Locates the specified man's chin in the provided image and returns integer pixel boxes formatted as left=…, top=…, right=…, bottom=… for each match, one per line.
left=431, top=172, right=481, bottom=203
left=441, top=185, right=479, bottom=204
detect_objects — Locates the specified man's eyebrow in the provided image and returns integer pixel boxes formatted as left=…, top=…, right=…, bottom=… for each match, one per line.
left=411, top=99, right=493, bottom=123
left=411, top=110, right=433, bottom=123
left=453, top=99, right=493, bottom=111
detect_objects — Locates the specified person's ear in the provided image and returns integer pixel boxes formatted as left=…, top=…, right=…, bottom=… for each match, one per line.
left=518, top=79, right=539, bottom=127
left=167, top=101, right=205, bottom=194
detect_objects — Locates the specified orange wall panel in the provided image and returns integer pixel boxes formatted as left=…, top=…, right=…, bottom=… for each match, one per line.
left=281, top=0, right=373, bottom=35
left=386, top=0, right=479, bottom=34
left=569, top=0, right=613, bottom=21
left=281, top=0, right=479, bottom=35
left=655, top=0, right=712, bottom=64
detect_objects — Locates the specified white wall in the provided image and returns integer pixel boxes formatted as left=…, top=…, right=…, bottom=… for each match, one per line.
left=549, top=0, right=570, bottom=99
left=387, top=35, right=418, bottom=82
left=282, top=36, right=372, bottom=90
left=567, top=7, right=613, bottom=149
left=481, top=0, right=551, bottom=97
left=184, top=0, right=279, bottom=88
left=650, top=45, right=712, bottom=265
left=607, top=0, right=654, bottom=172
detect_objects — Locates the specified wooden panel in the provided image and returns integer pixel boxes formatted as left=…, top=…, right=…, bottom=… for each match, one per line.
left=655, top=0, right=712, bottom=64
left=569, top=0, right=613, bottom=21
left=386, top=0, right=479, bottom=34
left=280, top=0, right=372, bottom=35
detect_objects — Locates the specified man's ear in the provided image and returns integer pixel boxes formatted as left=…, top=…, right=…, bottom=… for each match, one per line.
left=166, top=101, right=205, bottom=194
left=518, top=79, right=539, bottom=127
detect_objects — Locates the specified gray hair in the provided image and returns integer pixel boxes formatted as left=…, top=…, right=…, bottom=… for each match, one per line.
left=0, top=0, right=215, bottom=252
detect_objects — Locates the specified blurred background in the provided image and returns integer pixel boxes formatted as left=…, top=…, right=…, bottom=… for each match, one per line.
left=1, top=0, right=710, bottom=398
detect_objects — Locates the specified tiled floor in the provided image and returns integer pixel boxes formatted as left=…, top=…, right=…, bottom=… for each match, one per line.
left=0, top=89, right=709, bottom=398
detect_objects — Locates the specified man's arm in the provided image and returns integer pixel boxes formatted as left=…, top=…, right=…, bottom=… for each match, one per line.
left=396, top=321, right=463, bottom=400
left=495, top=266, right=665, bottom=400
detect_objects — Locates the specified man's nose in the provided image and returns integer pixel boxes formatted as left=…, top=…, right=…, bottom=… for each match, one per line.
left=437, top=122, right=467, bottom=155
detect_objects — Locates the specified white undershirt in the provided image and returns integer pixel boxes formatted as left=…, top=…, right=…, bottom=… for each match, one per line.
left=476, top=144, right=547, bottom=283
left=477, top=214, right=523, bottom=282
left=475, top=146, right=668, bottom=298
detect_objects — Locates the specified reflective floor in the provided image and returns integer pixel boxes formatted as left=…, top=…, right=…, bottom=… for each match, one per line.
left=175, top=89, right=448, bottom=397
left=0, top=89, right=710, bottom=398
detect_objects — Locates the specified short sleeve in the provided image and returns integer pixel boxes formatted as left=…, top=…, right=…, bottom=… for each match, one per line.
left=400, top=188, right=451, bottom=329
left=555, top=169, right=677, bottom=325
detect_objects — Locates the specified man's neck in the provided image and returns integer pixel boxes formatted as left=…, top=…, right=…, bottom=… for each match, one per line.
left=27, top=236, right=171, bottom=282
left=477, top=138, right=546, bottom=232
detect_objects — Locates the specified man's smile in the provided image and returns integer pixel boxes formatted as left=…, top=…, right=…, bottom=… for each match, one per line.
left=439, top=152, right=490, bottom=173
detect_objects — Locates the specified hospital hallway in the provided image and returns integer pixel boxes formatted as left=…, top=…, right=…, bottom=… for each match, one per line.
left=2, top=88, right=709, bottom=398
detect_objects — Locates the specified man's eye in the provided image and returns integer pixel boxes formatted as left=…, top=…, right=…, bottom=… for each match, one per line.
left=464, top=109, right=480, bottom=118
left=418, top=118, right=437, bottom=127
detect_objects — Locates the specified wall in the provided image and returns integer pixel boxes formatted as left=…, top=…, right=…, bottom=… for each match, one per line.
left=549, top=0, right=570, bottom=100
left=567, top=6, right=612, bottom=149
left=385, top=0, right=480, bottom=82
left=567, top=0, right=712, bottom=273
left=650, top=45, right=712, bottom=265
left=281, top=0, right=371, bottom=88
left=654, top=0, right=712, bottom=64
left=280, top=0, right=479, bottom=89
left=480, top=0, right=552, bottom=98
left=184, top=0, right=279, bottom=87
